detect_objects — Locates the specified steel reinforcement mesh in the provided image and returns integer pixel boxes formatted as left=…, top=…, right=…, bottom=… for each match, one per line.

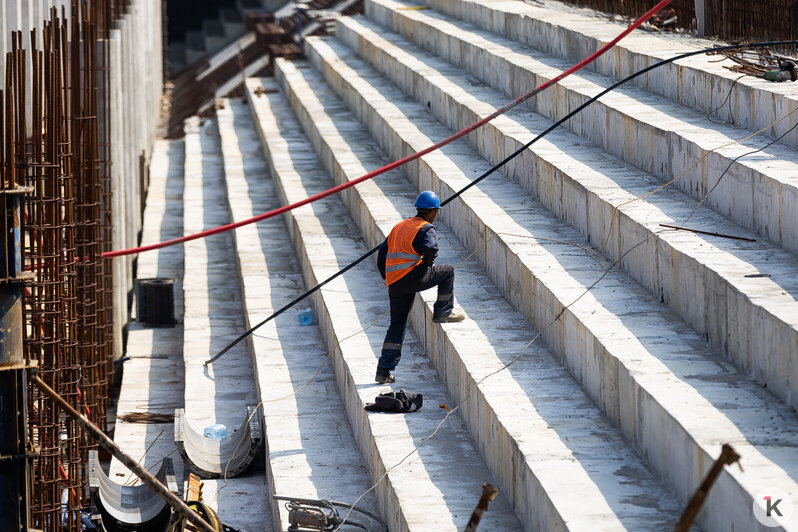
left=564, top=0, right=798, bottom=49
left=563, top=0, right=696, bottom=28
left=703, top=0, right=798, bottom=47
left=2, top=0, right=132, bottom=529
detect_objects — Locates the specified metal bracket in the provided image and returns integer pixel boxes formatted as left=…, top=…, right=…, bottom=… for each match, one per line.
left=0, top=361, right=38, bottom=373
left=0, top=445, right=40, bottom=462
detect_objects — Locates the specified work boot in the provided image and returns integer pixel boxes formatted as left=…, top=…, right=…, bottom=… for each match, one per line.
left=375, top=371, right=395, bottom=384
left=432, top=311, right=465, bottom=323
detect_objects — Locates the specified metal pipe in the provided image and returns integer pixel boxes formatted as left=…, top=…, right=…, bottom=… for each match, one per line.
left=30, top=375, right=217, bottom=532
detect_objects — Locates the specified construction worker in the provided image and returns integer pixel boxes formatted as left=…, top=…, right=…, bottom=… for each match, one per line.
left=375, top=191, right=464, bottom=384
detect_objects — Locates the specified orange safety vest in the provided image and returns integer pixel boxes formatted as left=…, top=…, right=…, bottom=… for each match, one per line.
left=385, top=217, right=429, bottom=286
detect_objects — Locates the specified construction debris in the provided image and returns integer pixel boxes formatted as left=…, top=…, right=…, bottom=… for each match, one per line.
left=174, top=406, right=262, bottom=478
left=117, top=412, right=176, bottom=424
left=272, top=495, right=388, bottom=531
left=31, top=375, right=216, bottom=532
left=88, top=450, right=178, bottom=531
left=709, top=47, right=798, bottom=81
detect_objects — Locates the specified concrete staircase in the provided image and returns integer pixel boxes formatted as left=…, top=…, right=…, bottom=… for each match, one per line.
left=215, top=101, right=381, bottom=531
left=179, top=117, right=272, bottom=520
left=169, top=0, right=265, bottom=75
left=138, top=0, right=798, bottom=530
left=246, top=70, right=687, bottom=530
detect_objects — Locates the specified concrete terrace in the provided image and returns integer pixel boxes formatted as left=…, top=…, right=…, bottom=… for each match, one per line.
left=118, top=0, right=798, bottom=530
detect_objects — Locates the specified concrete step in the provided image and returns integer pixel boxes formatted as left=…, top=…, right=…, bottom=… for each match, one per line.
left=111, top=139, right=187, bottom=484
left=220, top=7, right=246, bottom=37
left=424, top=0, right=798, bottom=154
left=267, top=59, right=689, bottom=531
left=180, top=117, right=270, bottom=524
left=361, top=0, right=798, bottom=255
left=244, top=76, right=523, bottom=532
left=204, top=18, right=229, bottom=56
left=215, top=98, right=382, bottom=531
left=185, top=29, right=207, bottom=65
left=167, top=41, right=188, bottom=77
left=294, top=36, right=798, bottom=532
left=325, top=19, right=798, bottom=413
left=237, top=0, right=266, bottom=15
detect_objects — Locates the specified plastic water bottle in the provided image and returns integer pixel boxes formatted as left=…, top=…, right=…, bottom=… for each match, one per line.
left=203, top=424, right=228, bottom=439
left=298, top=308, right=317, bottom=326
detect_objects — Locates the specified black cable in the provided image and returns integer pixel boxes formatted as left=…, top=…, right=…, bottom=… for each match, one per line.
left=204, top=243, right=380, bottom=365
left=206, top=39, right=798, bottom=365
left=706, top=74, right=745, bottom=125
left=326, top=500, right=387, bottom=530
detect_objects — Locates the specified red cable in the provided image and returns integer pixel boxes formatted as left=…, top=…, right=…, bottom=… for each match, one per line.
left=103, top=0, right=672, bottom=259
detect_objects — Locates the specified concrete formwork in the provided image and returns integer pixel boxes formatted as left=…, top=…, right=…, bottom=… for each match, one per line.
left=107, top=0, right=164, bottom=359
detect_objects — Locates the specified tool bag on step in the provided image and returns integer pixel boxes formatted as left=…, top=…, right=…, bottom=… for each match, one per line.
left=365, top=390, right=423, bottom=413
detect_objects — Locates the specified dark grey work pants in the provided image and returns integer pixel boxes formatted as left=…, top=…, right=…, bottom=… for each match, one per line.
left=376, top=264, right=455, bottom=376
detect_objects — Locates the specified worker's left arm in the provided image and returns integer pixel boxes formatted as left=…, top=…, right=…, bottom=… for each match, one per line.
left=414, top=225, right=439, bottom=266
left=377, top=239, right=388, bottom=279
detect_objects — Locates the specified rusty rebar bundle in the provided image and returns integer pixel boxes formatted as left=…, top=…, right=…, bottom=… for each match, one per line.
left=21, top=10, right=84, bottom=527
left=1, top=1, right=133, bottom=529
left=707, top=47, right=798, bottom=78
left=71, top=0, right=106, bottom=452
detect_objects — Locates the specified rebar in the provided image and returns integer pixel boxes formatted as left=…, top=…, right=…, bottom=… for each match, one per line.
left=564, top=0, right=798, bottom=55
left=4, top=2, right=127, bottom=529
left=563, top=0, right=696, bottom=30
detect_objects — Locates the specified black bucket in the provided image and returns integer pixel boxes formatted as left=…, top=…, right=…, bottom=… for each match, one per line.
left=136, top=278, right=177, bottom=327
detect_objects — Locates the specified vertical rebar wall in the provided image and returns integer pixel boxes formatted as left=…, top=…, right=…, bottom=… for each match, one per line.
left=563, top=0, right=798, bottom=48
left=0, top=1, right=137, bottom=529
left=703, top=0, right=798, bottom=47
left=562, top=0, right=696, bottom=28
left=23, top=10, right=82, bottom=529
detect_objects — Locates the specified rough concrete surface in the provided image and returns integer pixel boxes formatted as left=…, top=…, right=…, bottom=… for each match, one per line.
left=247, top=76, right=523, bottom=531
left=293, top=31, right=798, bottom=531
left=268, top=58, right=692, bottom=531
left=216, top=98, right=381, bottom=532
left=180, top=117, right=271, bottom=530
left=325, top=15, right=798, bottom=414
left=128, top=0, right=798, bottom=530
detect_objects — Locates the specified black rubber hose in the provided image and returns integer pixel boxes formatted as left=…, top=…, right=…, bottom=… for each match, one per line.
left=206, top=39, right=798, bottom=365
left=326, top=500, right=388, bottom=531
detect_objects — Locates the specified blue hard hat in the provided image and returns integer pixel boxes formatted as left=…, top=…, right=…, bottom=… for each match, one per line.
left=414, top=190, right=440, bottom=209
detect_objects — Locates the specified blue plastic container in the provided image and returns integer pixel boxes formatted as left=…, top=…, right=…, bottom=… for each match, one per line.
left=203, top=424, right=228, bottom=439
left=297, top=308, right=317, bottom=326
